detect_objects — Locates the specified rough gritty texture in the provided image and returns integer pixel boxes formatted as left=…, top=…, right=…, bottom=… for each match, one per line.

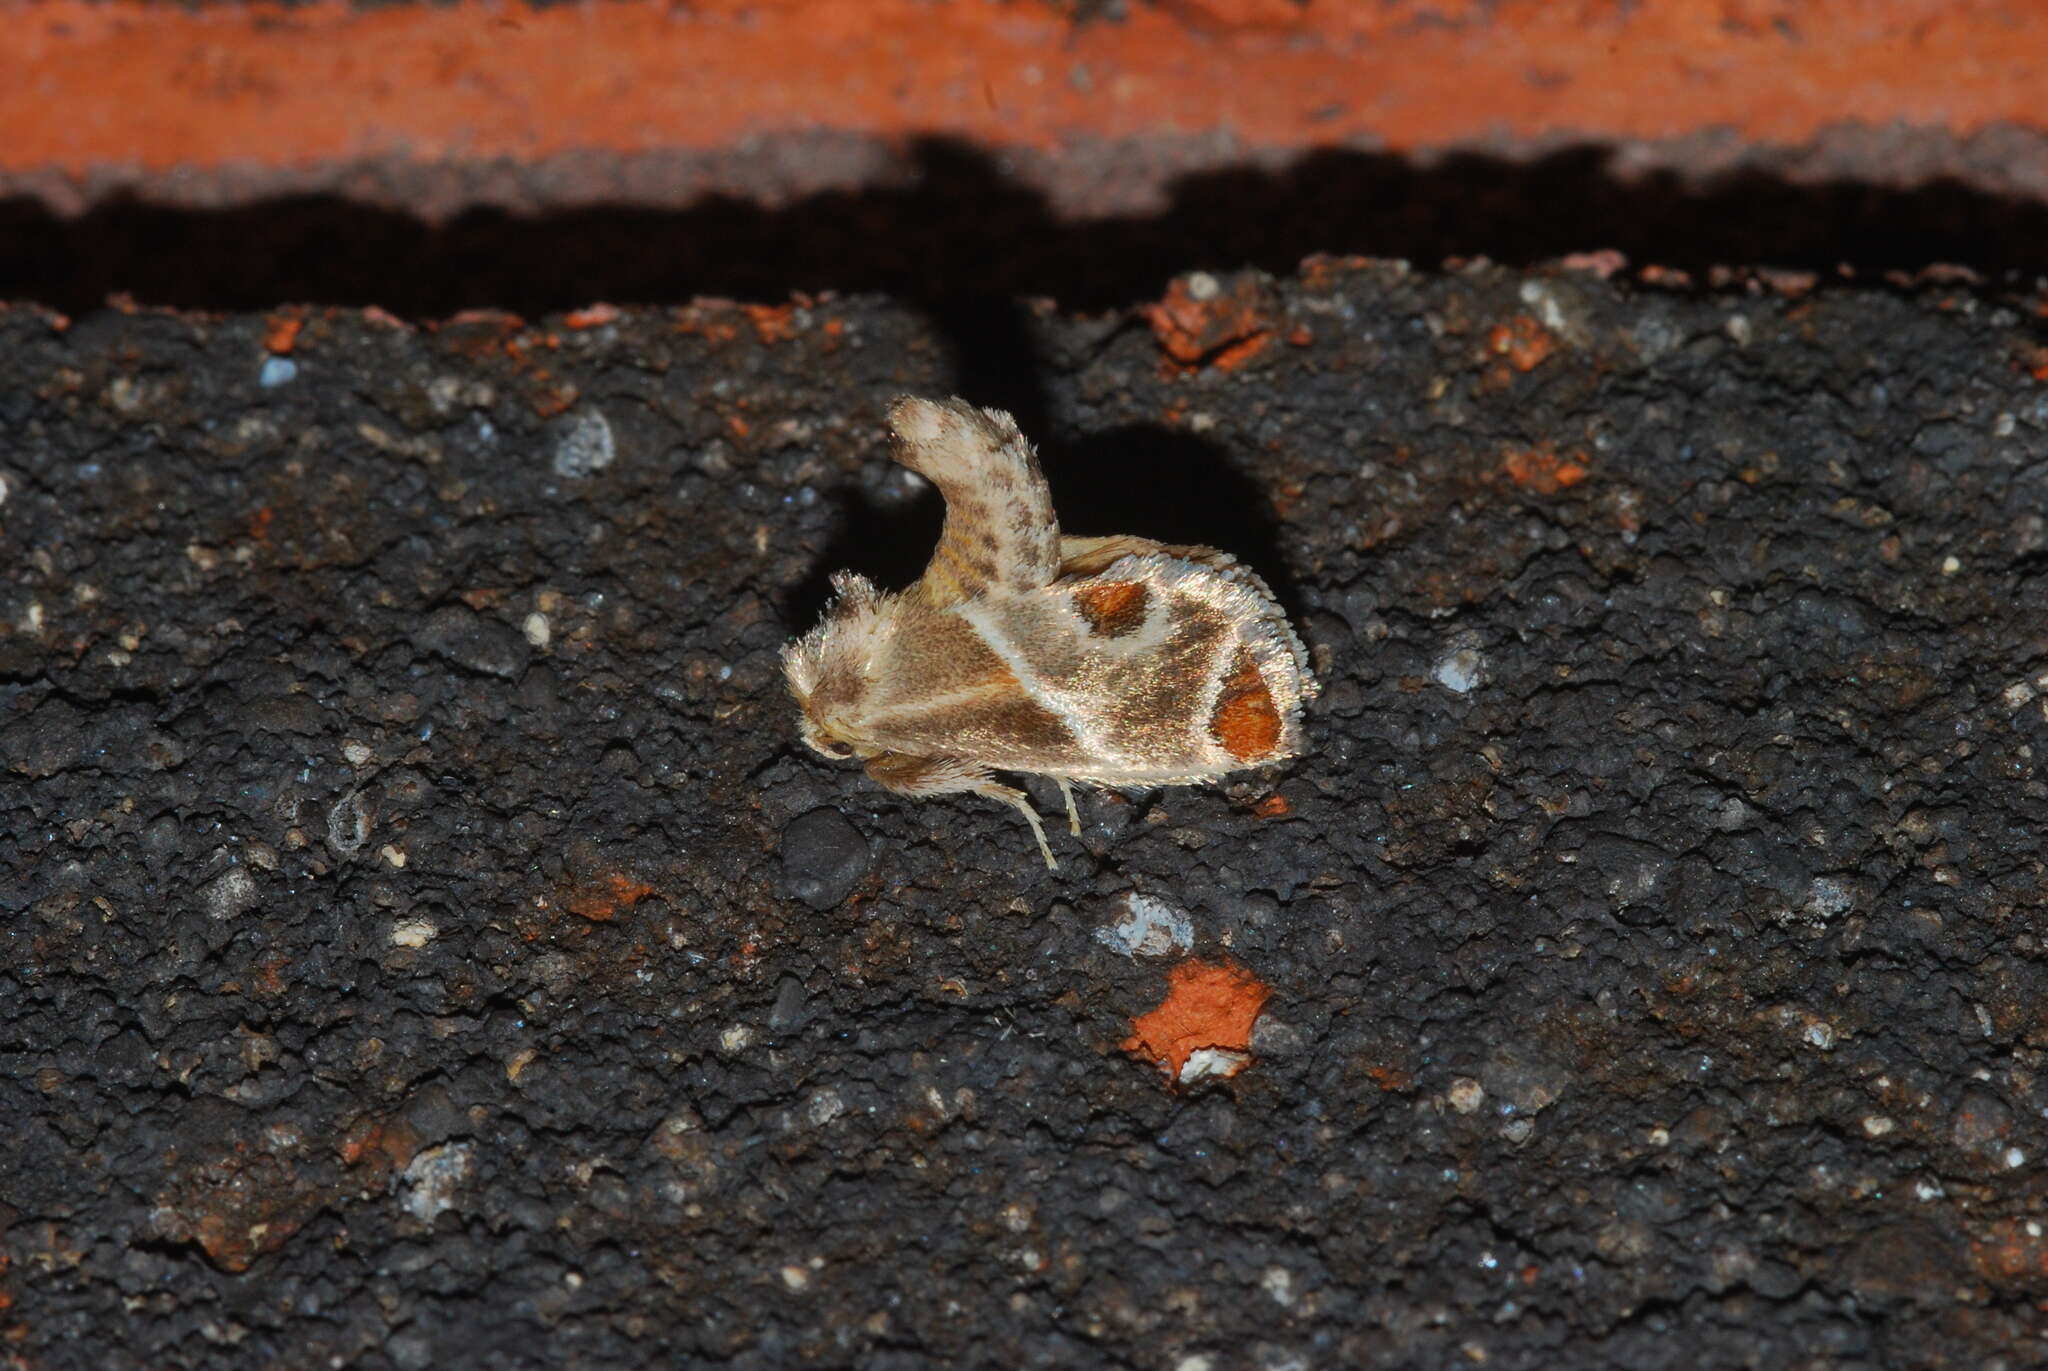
left=4, top=266, right=2048, bottom=1369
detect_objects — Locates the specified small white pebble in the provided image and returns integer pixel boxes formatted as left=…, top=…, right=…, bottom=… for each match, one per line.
left=342, top=740, right=374, bottom=766
left=719, top=1025, right=753, bottom=1053
left=1862, top=1115, right=1895, bottom=1137
left=552, top=408, right=616, bottom=478
left=204, top=868, right=259, bottom=921
left=1447, top=1077, right=1485, bottom=1114
left=390, top=919, right=435, bottom=948
left=2005, top=1147, right=2027, bottom=1169
left=1941, top=555, right=1962, bottom=576
left=523, top=611, right=551, bottom=649
left=1260, top=1266, right=1295, bottom=1307
left=1177, top=1048, right=1251, bottom=1085
left=780, top=1265, right=810, bottom=1292
left=1094, top=892, right=1193, bottom=958
left=1803, top=1022, right=1836, bottom=1050
left=379, top=844, right=407, bottom=869
left=258, top=356, right=298, bottom=388
left=1184, top=271, right=1221, bottom=301
left=1647, top=1127, right=1670, bottom=1147
left=1434, top=646, right=1484, bottom=694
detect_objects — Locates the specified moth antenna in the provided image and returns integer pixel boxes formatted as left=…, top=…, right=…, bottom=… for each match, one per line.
left=888, top=395, right=1061, bottom=606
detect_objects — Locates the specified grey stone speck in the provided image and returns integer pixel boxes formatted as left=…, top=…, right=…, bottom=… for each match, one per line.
left=781, top=806, right=870, bottom=910
left=770, top=974, right=809, bottom=1032
left=415, top=605, right=529, bottom=679
left=552, top=408, right=616, bottom=478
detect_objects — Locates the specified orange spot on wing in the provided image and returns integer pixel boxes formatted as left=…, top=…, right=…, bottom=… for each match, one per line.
left=1072, top=580, right=1149, bottom=637
left=1122, top=958, right=1271, bottom=1081
left=1209, top=649, right=1283, bottom=762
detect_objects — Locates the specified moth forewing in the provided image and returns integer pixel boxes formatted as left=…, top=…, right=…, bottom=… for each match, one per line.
left=785, top=396, right=1317, bottom=869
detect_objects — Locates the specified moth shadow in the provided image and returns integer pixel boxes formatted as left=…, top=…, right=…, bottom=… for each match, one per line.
left=1046, top=423, right=1303, bottom=615
left=780, top=482, right=945, bottom=633
left=780, top=421, right=1302, bottom=634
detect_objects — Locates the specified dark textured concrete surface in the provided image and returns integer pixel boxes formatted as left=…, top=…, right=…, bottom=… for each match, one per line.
left=4, top=265, right=2048, bottom=1369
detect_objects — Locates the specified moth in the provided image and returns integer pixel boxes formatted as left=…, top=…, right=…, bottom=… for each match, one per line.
left=783, top=396, right=1317, bottom=869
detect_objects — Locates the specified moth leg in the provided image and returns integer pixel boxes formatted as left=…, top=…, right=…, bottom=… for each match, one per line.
left=1054, top=777, right=1082, bottom=836
left=864, top=751, right=1059, bottom=870
left=975, top=780, right=1058, bottom=872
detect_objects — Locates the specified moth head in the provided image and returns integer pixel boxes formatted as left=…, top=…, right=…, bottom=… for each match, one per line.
left=783, top=571, right=886, bottom=763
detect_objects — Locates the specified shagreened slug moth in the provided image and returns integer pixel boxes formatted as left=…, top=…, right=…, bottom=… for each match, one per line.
left=783, top=397, right=1317, bottom=868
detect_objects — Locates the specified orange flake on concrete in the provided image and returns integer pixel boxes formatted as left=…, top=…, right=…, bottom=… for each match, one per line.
left=1503, top=444, right=1590, bottom=495
left=1559, top=250, right=1628, bottom=279
left=1970, top=1219, right=2048, bottom=1285
left=565, top=873, right=656, bottom=922
left=1487, top=315, right=1556, bottom=373
left=673, top=305, right=743, bottom=345
left=528, top=378, right=580, bottom=419
left=743, top=303, right=801, bottom=343
left=263, top=313, right=304, bottom=355
left=337, top=1116, right=422, bottom=1173
left=1123, top=958, right=1271, bottom=1082
left=1366, top=1063, right=1413, bottom=1092
left=1147, top=275, right=1275, bottom=372
left=564, top=303, right=621, bottom=329
left=1254, top=794, right=1292, bottom=818
left=434, top=310, right=524, bottom=359
left=1299, top=255, right=1375, bottom=289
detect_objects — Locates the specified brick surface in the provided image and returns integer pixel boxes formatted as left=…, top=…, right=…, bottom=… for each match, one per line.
left=3, top=0, right=2045, bottom=216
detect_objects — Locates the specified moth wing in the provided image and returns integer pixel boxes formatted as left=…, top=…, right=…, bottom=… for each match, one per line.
left=970, top=551, right=1315, bottom=786
left=843, top=595, right=1094, bottom=775
left=1057, top=534, right=1235, bottom=578
left=890, top=396, right=1062, bottom=608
